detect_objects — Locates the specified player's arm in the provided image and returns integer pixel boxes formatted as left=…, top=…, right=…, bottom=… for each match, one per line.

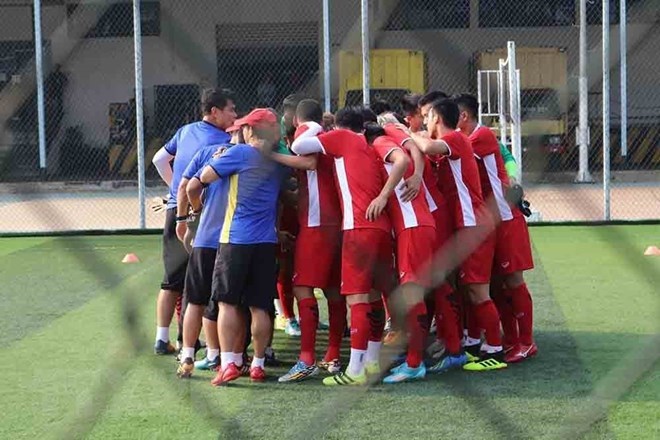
left=152, top=147, right=174, bottom=186
left=291, top=136, right=324, bottom=156
left=271, top=152, right=318, bottom=170
left=400, top=139, right=424, bottom=202
left=186, top=177, right=204, bottom=214
left=175, top=177, right=191, bottom=242
left=409, top=131, right=450, bottom=156
left=366, top=149, right=409, bottom=221
left=500, top=142, right=519, bottom=183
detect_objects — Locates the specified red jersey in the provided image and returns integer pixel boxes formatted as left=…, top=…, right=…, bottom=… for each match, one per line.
left=317, top=129, right=391, bottom=232
left=382, top=124, right=442, bottom=214
left=294, top=123, right=342, bottom=228
left=372, top=136, right=435, bottom=235
left=469, top=125, right=516, bottom=222
left=433, top=131, right=487, bottom=228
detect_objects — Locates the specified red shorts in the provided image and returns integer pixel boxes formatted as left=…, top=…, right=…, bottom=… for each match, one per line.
left=396, top=226, right=436, bottom=287
left=340, top=228, right=394, bottom=295
left=458, top=226, right=496, bottom=285
left=293, top=226, right=342, bottom=289
left=493, top=215, right=534, bottom=275
left=432, top=205, right=454, bottom=250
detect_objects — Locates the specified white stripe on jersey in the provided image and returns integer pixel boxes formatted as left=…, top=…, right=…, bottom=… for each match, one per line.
left=384, top=163, right=419, bottom=228
left=334, top=157, right=354, bottom=230
left=422, top=181, right=438, bottom=212
left=482, top=154, right=513, bottom=221
left=448, top=158, right=476, bottom=227
left=306, top=170, right=321, bottom=227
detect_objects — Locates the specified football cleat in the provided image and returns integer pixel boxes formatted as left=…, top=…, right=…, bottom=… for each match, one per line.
left=322, top=370, right=367, bottom=386
left=318, top=359, right=342, bottom=374
left=249, top=366, right=266, bottom=382
left=176, top=357, right=194, bottom=378
left=383, top=362, right=426, bottom=384
left=278, top=361, right=320, bottom=383
left=154, top=339, right=177, bottom=355
left=211, top=363, right=240, bottom=386
left=463, top=351, right=507, bottom=372
left=427, top=352, right=468, bottom=373
left=194, top=356, right=220, bottom=371
left=505, top=342, right=538, bottom=364
left=464, top=344, right=481, bottom=362
left=284, top=319, right=302, bottom=337
left=365, top=361, right=381, bottom=377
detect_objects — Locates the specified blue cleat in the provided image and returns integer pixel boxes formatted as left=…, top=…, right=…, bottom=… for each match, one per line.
left=194, top=355, right=220, bottom=371
left=383, top=362, right=426, bottom=384
left=278, top=360, right=319, bottom=383
left=427, top=352, right=468, bottom=373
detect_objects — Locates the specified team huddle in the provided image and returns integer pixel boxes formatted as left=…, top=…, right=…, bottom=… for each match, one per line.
left=151, top=87, right=537, bottom=386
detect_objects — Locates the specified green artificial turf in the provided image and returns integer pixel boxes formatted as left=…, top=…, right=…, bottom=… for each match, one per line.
left=0, top=225, right=658, bottom=439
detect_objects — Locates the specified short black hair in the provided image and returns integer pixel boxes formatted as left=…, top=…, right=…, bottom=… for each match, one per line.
left=452, top=93, right=479, bottom=120
left=335, top=107, right=364, bottom=133
left=296, top=99, right=323, bottom=124
left=361, top=107, right=378, bottom=124
left=363, top=122, right=385, bottom=144
left=370, top=100, right=392, bottom=116
left=400, top=93, right=422, bottom=116
left=201, top=88, right=235, bottom=114
left=283, top=94, right=304, bottom=112
left=418, top=90, right=448, bottom=108
left=431, top=98, right=460, bottom=129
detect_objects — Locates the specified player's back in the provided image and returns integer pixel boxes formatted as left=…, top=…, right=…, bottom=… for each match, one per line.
left=318, top=128, right=390, bottom=232
left=166, top=121, right=230, bottom=208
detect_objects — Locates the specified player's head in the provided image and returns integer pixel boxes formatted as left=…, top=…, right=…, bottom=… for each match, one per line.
left=235, top=108, right=279, bottom=149
left=428, top=98, right=459, bottom=134
left=296, top=99, right=323, bottom=125
left=360, top=107, right=378, bottom=124
left=400, top=93, right=424, bottom=132
left=201, top=88, right=237, bottom=130
left=377, top=112, right=405, bottom=126
left=452, top=93, right=479, bottom=130
left=363, top=122, right=386, bottom=145
left=335, top=107, right=365, bottom=133
left=322, top=112, right=335, bottom=131
left=419, top=90, right=448, bottom=128
left=370, top=100, right=392, bottom=116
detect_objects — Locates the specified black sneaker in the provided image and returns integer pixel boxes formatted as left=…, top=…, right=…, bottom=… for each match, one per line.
left=464, top=344, right=481, bottom=362
left=154, top=339, right=177, bottom=355
left=265, top=348, right=280, bottom=367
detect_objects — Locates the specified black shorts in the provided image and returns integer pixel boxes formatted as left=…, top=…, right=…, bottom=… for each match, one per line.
left=204, top=300, right=218, bottom=321
left=161, top=208, right=189, bottom=292
left=212, top=243, right=277, bottom=312
left=183, top=247, right=217, bottom=306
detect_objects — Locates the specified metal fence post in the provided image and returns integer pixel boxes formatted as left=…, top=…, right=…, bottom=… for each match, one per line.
left=507, top=41, right=522, bottom=183
left=620, top=0, right=627, bottom=157
left=33, top=0, right=47, bottom=169
left=577, top=0, right=593, bottom=182
left=322, top=0, right=331, bottom=113
left=133, top=0, right=146, bottom=229
left=361, top=0, right=370, bottom=107
left=603, top=0, right=611, bottom=220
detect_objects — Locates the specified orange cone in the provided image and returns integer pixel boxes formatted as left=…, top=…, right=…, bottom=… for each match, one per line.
left=644, top=246, right=660, bottom=256
left=122, top=253, right=140, bottom=263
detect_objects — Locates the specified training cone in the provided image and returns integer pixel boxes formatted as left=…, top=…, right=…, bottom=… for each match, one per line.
left=122, top=253, right=140, bottom=263
left=644, top=246, right=660, bottom=256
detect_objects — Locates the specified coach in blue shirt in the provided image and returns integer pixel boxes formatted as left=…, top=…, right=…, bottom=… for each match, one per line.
left=197, top=108, right=288, bottom=384
left=151, top=88, right=236, bottom=355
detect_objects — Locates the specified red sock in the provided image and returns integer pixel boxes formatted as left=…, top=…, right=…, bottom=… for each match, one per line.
left=494, top=289, right=519, bottom=347
left=368, top=299, right=386, bottom=342
left=434, top=284, right=462, bottom=354
left=349, top=302, right=371, bottom=351
left=276, top=275, right=295, bottom=319
left=509, top=283, right=534, bottom=345
left=474, top=299, right=503, bottom=347
left=406, top=301, right=428, bottom=368
left=298, top=297, right=319, bottom=365
left=466, top=303, right=481, bottom=340
left=324, top=298, right=346, bottom=361
left=424, top=296, right=435, bottom=333
left=175, top=295, right=182, bottom=322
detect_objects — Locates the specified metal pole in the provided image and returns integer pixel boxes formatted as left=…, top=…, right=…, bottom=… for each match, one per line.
left=620, top=0, right=627, bottom=157
left=477, top=71, right=483, bottom=124
left=507, top=41, right=522, bottom=178
left=498, top=61, right=507, bottom=147
left=576, top=0, right=593, bottom=182
left=361, top=0, right=370, bottom=106
left=322, top=0, right=331, bottom=113
left=133, top=0, right=146, bottom=229
left=603, top=0, right=611, bottom=220
left=33, top=0, right=47, bottom=169
left=515, top=69, right=522, bottom=185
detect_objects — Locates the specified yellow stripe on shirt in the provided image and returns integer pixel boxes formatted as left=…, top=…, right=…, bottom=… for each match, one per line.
left=220, top=174, right=239, bottom=244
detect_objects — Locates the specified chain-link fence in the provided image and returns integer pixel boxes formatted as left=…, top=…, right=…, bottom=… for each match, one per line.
left=0, top=0, right=658, bottom=233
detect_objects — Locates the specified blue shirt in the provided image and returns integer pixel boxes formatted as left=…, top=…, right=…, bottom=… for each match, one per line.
left=182, top=144, right=233, bottom=249
left=165, top=121, right=230, bottom=209
left=207, top=144, right=288, bottom=245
